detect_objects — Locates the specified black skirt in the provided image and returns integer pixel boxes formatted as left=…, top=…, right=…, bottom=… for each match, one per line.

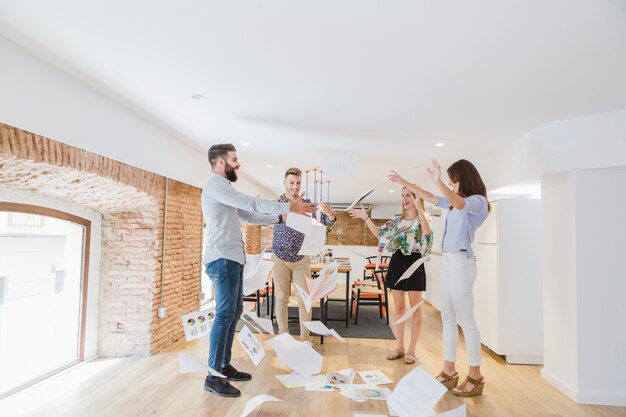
left=386, top=251, right=426, bottom=291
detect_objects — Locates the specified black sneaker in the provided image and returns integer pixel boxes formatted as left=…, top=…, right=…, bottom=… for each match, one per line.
left=221, top=365, right=252, bottom=381
left=204, top=376, right=241, bottom=397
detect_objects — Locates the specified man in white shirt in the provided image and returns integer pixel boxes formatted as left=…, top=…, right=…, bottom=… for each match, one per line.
left=202, top=143, right=316, bottom=397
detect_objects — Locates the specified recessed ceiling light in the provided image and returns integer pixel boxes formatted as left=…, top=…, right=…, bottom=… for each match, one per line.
left=266, top=165, right=273, bottom=168
left=389, top=189, right=394, bottom=192
left=435, top=142, right=445, bottom=147
left=191, top=94, right=205, bottom=100
left=241, top=142, right=250, bottom=147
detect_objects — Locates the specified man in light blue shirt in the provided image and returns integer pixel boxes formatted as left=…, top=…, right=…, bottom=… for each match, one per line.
left=202, top=143, right=316, bottom=397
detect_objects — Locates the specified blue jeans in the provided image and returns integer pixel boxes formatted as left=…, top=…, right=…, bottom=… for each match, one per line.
left=206, top=258, right=244, bottom=372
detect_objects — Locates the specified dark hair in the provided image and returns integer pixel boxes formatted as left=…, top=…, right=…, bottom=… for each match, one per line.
left=208, top=143, right=236, bottom=168
left=284, top=167, right=302, bottom=179
left=447, top=159, right=491, bottom=211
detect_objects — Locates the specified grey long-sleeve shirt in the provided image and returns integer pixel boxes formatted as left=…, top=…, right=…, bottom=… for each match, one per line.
left=202, top=174, right=290, bottom=265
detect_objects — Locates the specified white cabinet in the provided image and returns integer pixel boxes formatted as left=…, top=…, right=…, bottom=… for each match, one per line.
left=474, top=199, right=543, bottom=365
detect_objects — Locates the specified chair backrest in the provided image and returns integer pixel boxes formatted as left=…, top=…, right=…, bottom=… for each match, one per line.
left=373, top=267, right=388, bottom=291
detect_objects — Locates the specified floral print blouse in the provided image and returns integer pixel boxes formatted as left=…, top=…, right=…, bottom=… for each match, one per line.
left=378, top=214, right=434, bottom=257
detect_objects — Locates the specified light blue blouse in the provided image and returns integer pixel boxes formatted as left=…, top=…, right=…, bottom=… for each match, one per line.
left=437, top=195, right=489, bottom=258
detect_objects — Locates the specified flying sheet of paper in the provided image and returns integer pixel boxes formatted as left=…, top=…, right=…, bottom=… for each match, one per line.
left=243, top=257, right=273, bottom=296
left=321, top=153, right=357, bottom=180
left=240, top=394, right=281, bottom=417
left=298, top=221, right=326, bottom=255
left=181, top=306, right=215, bottom=341
left=345, top=187, right=376, bottom=211
left=286, top=212, right=313, bottom=234
left=393, top=299, right=426, bottom=326
left=435, top=404, right=466, bottom=417
left=293, top=282, right=312, bottom=313
left=267, top=333, right=323, bottom=376
left=358, top=370, right=393, bottom=385
left=306, top=261, right=339, bottom=299
left=246, top=310, right=275, bottom=335
left=302, top=321, right=346, bottom=343
left=340, top=384, right=392, bottom=401
left=387, top=367, right=447, bottom=417
left=394, top=256, right=430, bottom=285
left=274, top=373, right=324, bottom=389
left=237, top=325, right=266, bottom=366
left=177, top=353, right=226, bottom=378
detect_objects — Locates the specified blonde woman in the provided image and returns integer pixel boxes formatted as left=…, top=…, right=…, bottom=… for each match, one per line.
left=348, top=187, right=433, bottom=364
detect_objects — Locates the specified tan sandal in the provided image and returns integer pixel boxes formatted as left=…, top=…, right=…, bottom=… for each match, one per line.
left=386, top=349, right=405, bottom=360
left=436, top=371, right=459, bottom=390
left=404, top=352, right=416, bottom=365
left=453, top=375, right=485, bottom=397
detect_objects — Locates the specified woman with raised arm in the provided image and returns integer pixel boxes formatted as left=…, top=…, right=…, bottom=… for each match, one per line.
left=389, top=159, right=490, bottom=397
left=348, top=187, right=433, bottom=365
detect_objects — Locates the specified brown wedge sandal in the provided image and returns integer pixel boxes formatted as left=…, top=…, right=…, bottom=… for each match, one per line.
left=436, top=371, right=459, bottom=390
left=453, top=375, right=485, bottom=397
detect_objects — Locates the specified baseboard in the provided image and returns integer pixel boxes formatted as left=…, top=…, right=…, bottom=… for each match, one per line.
left=541, top=369, right=578, bottom=402
left=505, top=355, right=543, bottom=365
left=541, top=369, right=626, bottom=406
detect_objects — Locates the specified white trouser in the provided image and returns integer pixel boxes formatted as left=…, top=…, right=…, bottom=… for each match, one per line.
left=440, top=252, right=481, bottom=366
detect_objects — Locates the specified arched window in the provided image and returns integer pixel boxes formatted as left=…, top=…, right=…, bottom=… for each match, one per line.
left=0, top=203, right=90, bottom=399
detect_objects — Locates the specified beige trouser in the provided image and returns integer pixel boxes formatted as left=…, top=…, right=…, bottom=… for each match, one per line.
left=271, top=253, right=312, bottom=340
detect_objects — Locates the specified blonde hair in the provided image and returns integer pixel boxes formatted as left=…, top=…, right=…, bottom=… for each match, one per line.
left=400, top=186, right=424, bottom=220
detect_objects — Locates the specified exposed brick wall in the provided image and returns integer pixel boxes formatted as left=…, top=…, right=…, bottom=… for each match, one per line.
left=326, top=211, right=387, bottom=246
left=150, top=180, right=203, bottom=352
left=244, top=224, right=262, bottom=255
left=0, top=123, right=202, bottom=356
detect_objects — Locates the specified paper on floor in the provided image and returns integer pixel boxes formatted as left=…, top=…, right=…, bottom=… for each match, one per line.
left=177, top=353, right=225, bottom=378
left=246, top=310, right=275, bottom=335
left=358, top=370, right=393, bottom=385
left=240, top=394, right=281, bottom=417
left=302, top=321, right=346, bottom=343
left=353, top=414, right=388, bottom=417
left=267, top=333, right=323, bottom=376
left=387, top=367, right=446, bottom=417
left=274, top=373, right=325, bottom=389
left=237, top=325, right=266, bottom=366
left=340, top=384, right=392, bottom=401
left=393, top=299, right=426, bottom=326
left=326, top=368, right=356, bottom=386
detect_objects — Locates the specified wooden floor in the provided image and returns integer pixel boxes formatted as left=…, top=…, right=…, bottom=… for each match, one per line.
left=1, top=302, right=625, bottom=417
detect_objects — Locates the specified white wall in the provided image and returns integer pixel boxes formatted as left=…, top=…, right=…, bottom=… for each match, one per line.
left=477, top=109, right=626, bottom=190
left=541, top=168, right=626, bottom=406
left=0, top=189, right=101, bottom=360
left=540, top=172, right=579, bottom=398
left=574, top=166, right=626, bottom=405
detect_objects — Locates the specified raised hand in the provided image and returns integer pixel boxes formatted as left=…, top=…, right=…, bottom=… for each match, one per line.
left=347, top=204, right=369, bottom=221
left=427, top=159, right=441, bottom=184
left=319, top=201, right=335, bottom=217
left=290, top=192, right=317, bottom=215
left=388, top=170, right=405, bottom=184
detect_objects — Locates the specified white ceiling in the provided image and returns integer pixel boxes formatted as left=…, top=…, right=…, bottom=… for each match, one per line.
left=1, top=0, right=626, bottom=204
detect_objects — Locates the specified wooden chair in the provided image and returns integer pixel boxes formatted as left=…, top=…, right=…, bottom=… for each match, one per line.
left=350, top=266, right=389, bottom=325
left=363, top=256, right=390, bottom=281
